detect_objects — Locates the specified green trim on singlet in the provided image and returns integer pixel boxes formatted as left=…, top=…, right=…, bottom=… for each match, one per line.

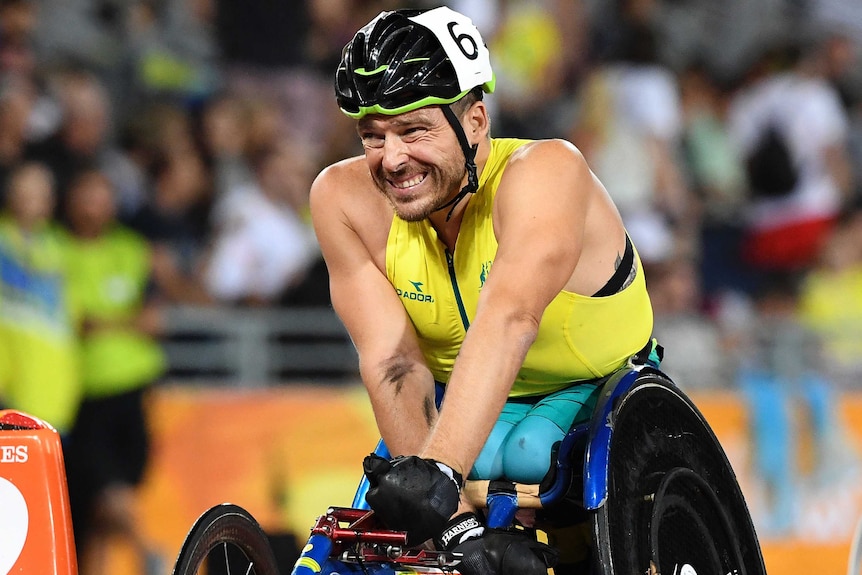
left=385, top=138, right=654, bottom=397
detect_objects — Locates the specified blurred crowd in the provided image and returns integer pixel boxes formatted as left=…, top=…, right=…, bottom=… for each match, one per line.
left=0, top=0, right=859, bottom=566
left=0, top=0, right=856, bottom=388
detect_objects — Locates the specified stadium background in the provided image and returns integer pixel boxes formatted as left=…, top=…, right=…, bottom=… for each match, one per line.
left=0, top=0, right=861, bottom=573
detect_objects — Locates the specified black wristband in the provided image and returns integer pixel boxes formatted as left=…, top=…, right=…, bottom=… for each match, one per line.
left=437, top=512, right=485, bottom=550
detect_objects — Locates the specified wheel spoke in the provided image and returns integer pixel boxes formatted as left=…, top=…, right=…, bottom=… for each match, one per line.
left=222, top=542, right=231, bottom=575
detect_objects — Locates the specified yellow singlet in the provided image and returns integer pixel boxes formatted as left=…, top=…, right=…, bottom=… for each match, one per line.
left=385, top=138, right=653, bottom=397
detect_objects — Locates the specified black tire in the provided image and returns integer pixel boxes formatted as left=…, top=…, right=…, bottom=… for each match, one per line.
left=592, top=372, right=766, bottom=575
left=172, top=503, right=280, bottom=575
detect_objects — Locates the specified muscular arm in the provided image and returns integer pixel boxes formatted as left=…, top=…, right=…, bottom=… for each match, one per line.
left=310, top=161, right=437, bottom=456
left=420, top=140, right=604, bottom=478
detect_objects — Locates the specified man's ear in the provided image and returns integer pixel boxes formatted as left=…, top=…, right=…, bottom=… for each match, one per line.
left=466, top=101, right=490, bottom=139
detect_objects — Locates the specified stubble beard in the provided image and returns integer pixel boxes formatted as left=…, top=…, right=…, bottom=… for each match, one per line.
left=373, top=159, right=465, bottom=222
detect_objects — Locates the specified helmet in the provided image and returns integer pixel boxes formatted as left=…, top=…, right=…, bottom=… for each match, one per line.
left=335, top=6, right=496, bottom=119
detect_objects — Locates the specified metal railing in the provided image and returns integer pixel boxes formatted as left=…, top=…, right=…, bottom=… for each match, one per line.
left=160, top=305, right=359, bottom=386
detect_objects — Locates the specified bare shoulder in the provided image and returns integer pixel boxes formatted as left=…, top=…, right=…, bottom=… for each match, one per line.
left=310, top=155, right=392, bottom=264
left=507, top=138, right=586, bottom=171
left=311, top=156, right=389, bottom=219
left=496, top=139, right=592, bottom=205
left=311, top=156, right=372, bottom=202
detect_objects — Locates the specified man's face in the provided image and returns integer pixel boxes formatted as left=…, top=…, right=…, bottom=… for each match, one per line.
left=357, top=107, right=465, bottom=222
left=66, top=173, right=116, bottom=237
left=7, top=164, right=54, bottom=227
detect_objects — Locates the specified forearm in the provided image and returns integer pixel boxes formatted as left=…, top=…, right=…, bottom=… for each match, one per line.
left=362, top=356, right=438, bottom=456
left=420, top=312, right=538, bottom=478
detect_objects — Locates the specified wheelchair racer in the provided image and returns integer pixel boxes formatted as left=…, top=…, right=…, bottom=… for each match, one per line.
left=310, top=7, right=656, bottom=574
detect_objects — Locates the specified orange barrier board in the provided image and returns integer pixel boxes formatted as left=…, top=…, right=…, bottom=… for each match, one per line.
left=0, top=410, right=77, bottom=575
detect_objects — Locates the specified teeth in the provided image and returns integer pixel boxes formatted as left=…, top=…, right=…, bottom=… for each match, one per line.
left=394, top=175, right=425, bottom=189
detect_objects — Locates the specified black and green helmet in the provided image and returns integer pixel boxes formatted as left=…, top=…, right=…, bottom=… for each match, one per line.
left=335, top=7, right=496, bottom=119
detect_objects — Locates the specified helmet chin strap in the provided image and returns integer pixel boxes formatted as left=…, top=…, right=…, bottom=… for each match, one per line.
left=435, top=104, right=479, bottom=221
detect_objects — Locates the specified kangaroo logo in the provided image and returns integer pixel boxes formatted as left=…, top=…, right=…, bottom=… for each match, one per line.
left=479, top=261, right=492, bottom=288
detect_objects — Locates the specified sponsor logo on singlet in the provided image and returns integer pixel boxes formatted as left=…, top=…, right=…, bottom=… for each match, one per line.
left=396, top=280, right=435, bottom=303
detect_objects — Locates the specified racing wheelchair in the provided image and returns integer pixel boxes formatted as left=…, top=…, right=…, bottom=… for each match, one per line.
left=171, top=364, right=767, bottom=575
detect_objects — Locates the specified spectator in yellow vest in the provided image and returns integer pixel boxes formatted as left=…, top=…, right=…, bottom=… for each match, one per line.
left=0, top=161, right=79, bottom=434
left=60, top=169, right=166, bottom=575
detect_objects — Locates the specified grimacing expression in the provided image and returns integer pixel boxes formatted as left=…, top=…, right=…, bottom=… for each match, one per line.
left=358, top=107, right=466, bottom=222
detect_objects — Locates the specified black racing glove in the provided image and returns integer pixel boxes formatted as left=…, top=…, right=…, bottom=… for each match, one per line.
left=363, top=453, right=462, bottom=546
left=437, top=513, right=559, bottom=575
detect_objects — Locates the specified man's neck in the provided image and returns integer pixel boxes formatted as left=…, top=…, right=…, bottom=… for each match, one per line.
left=428, top=137, right=491, bottom=252
left=429, top=198, right=467, bottom=252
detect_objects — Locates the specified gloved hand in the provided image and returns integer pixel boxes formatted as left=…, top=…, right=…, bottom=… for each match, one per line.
left=363, top=453, right=462, bottom=546
left=437, top=513, right=559, bottom=575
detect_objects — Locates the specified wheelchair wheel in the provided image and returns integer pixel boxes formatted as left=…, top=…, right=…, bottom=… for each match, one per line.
left=592, top=372, right=765, bottom=575
left=848, top=515, right=862, bottom=575
left=172, top=503, right=280, bottom=575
